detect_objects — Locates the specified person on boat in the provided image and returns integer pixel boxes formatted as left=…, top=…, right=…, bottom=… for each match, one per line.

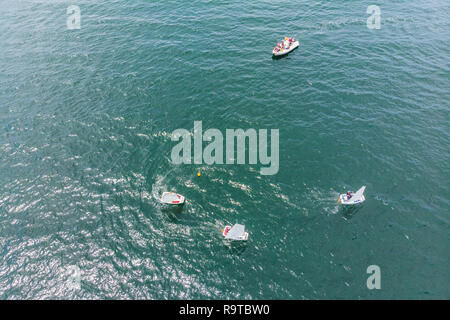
left=289, top=37, right=292, bottom=43
left=346, top=191, right=352, bottom=199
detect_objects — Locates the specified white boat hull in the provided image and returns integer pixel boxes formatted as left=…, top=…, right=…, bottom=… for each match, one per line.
left=160, top=192, right=185, bottom=205
left=223, top=225, right=248, bottom=241
left=273, top=41, right=299, bottom=56
left=338, top=186, right=366, bottom=205
left=339, top=194, right=365, bottom=205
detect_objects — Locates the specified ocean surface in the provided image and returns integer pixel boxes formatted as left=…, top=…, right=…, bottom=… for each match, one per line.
left=0, top=0, right=449, bottom=299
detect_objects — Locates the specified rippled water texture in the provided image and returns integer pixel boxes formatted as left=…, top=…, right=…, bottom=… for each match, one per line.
left=0, top=0, right=449, bottom=299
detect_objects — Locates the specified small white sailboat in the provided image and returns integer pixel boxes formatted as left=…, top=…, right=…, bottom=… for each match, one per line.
left=160, top=192, right=185, bottom=205
left=273, top=38, right=299, bottom=57
left=338, top=186, right=366, bottom=205
left=222, top=224, right=248, bottom=241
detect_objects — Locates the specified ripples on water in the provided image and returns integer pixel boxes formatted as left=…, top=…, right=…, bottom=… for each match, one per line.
left=0, top=1, right=449, bottom=299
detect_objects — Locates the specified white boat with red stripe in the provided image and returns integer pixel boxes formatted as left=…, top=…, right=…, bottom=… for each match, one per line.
left=160, top=192, right=185, bottom=205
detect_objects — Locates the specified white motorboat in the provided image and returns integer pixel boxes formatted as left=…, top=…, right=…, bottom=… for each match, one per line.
left=273, top=39, right=299, bottom=57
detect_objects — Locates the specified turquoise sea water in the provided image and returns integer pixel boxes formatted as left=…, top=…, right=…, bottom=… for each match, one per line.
left=0, top=0, right=449, bottom=299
